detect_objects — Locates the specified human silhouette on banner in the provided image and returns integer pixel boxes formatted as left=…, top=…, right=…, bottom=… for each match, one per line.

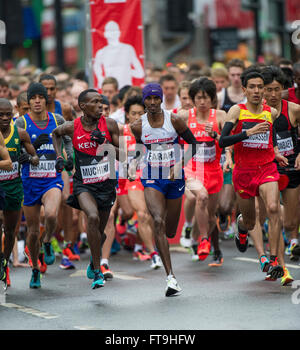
left=93, top=21, right=145, bottom=89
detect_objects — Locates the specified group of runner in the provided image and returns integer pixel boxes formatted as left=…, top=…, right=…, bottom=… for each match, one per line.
left=0, top=58, right=299, bottom=297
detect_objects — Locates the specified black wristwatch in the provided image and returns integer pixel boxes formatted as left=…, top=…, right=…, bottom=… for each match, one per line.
left=212, top=131, right=218, bottom=139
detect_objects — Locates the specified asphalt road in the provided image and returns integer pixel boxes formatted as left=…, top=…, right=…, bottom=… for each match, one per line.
left=0, top=239, right=299, bottom=332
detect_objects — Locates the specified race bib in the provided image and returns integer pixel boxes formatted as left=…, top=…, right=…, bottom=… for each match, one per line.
left=193, top=142, right=216, bottom=163
left=276, top=131, right=294, bottom=156
left=146, top=146, right=175, bottom=167
left=242, top=122, right=270, bottom=149
left=0, top=161, right=19, bottom=181
left=29, top=160, right=56, bottom=178
left=80, top=160, right=110, bottom=184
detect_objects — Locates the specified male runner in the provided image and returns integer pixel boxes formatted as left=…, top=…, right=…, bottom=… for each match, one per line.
left=0, top=98, right=39, bottom=288
left=39, top=73, right=78, bottom=268
left=282, top=63, right=300, bottom=105
left=123, top=95, right=162, bottom=269
left=129, top=83, right=198, bottom=296
left=52, top=89, right=121, bottom=289
left=261, top=65, right=300, bottom=271
left=217, top=59, right=247, bottom=233
left=15, top=82, right=73, bottom=288
left=179, top=78, right=227, bottom=266
left=219, top=68, right=288, bottom=280
left=159, top=74, right=181, bottom=111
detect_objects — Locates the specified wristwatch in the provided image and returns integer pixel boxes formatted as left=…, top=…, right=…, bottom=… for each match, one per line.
left=212, top=131, right=218, bottom=139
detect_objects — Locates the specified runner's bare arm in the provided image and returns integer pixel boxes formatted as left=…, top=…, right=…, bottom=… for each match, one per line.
left=128, top=118, right=143, bottom=180
left=0, top=131, right=12, bottom=171
left=52, top=121, right=74, bottom=158
left=18, top=128, right=39, bottom=166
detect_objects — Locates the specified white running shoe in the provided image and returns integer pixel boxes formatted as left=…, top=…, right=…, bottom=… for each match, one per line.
left=180, top=224, right=192, bottom=248
left=151, top=254, right=163, bottom=269
left=165, top=275, right=182, bottom=297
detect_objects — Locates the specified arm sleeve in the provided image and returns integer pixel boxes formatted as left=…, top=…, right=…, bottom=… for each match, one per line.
left=219, top=122, right=248, bottom=148
left=55, top=114, right=73, bottom=159
left=178, top=128, right=198, bottom=165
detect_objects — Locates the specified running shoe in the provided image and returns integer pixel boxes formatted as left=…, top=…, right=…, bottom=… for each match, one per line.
left=0, top=253, right=7, bottom=281
left=165, top=275, right=182, bottom=297
left=150, top=254, right=163, bottom=269
left=208, top=250, right=223, bottom=267
left=30, top=269, right=41, bottom=289
left=87, top=258, right=95, bottom=279
left=281, top=266, right=294, bottom=286
left=91, top=269, right=105, bottom=289
left=217, top=214, right=231, bottom=232
left=51, top=237, right=62, bottom=256
left=234, top=214, right=248, bottom=253
left=60, top=257, right=75, bottom=270
left=133, top=250, right=151, bottom=261
left=43, top=242, right=56, bottom=265
left=38, top=252, right=47, bottom=274
left=265, top=257, right=284, bottom=281
left=127, top=219, right=138, bottom=234
left=285, top=241, right=293, bottom=256
left=110, top=238, right=121, bottom=255
left=189, top=243, right=199, bottom=261
left=63, top=243, right=80, bottom=261
left=259, top=255, right=270, bottom=273
left=24, top=245, right=41, bottom=269
left=5, top=265, right=10, bottom=288
left=116, top=222, right=126, bottom=236
left=197, top=237, right=211, bottom=261
left=290, top=243, right=300, bottom=261
left=180, top=224, right=192, bottom=248
left=78, top=238, right=89, bottom=253
left=101, top=264, right=113, bottom=280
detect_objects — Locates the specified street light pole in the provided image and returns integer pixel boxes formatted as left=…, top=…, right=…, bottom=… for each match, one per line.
left=54, top=0, right=65, bottom=72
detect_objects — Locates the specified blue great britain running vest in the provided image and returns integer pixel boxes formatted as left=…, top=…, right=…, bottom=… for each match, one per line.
left=20, top=112, right=62, bottom=185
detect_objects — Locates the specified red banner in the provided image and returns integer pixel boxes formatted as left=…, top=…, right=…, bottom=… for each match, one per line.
left=89, top=0, right=145, bottom=90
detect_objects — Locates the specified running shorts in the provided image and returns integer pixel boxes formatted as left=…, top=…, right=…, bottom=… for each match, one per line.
left=116, top=178, right=129, bottom=196
left=233, top=161, right=280, bottom=199
left=2, top=181, right=24, bottom=211
left=127, top=178, right=144, bottom=192
left=185, top=167, right=223, bottom=194
left=67, top=177, right=116, bottom=212
left=141, top=178, right=185, bottom=199
left=23, top=177, right=64, bottom=206
left=278, top=170, right=300, bottom=190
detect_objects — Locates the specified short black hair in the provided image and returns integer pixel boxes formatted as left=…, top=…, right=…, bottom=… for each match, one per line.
left=240, top=66, right=264, bottom=87
left=78, top=89, right=99, bottom=106
left=39, top=74, right=57, bottom=85
left=159, top=74, right=177, bottom=85
left=188, top=77, right=216, bottom=102
left=124, top=95, right=144, bottom=114
left=261, top=66, right=286, bottom=87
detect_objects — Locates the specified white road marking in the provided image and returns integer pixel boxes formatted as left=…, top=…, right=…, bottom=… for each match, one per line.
left=74, top=325, right=102, bottom=330
left=70, top=270, right=144, bottom=280
left=0, top=302, right=58, bottom=319
left=234, top=257, right=300, bottom=269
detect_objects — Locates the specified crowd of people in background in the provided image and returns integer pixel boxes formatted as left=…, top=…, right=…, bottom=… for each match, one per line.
left=0, top=54, right=299, bottom=296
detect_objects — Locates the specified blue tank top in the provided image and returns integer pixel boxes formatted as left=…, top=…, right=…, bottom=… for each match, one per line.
left=54, top=100, right=62, bottom=115
left=21, top=112, right=62, bottom=183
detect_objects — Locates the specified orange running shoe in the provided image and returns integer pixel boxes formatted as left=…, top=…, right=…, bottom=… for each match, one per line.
left=24, top=246, right=42, bottom=270
left=101, top=264, right=113, bottom=280
left=197, top=237, right=211, bottom=261
left=38, top=252, right=47, bottom=274
left=5, top=265, right=10, bottom=287
left=62, top=243, right=80, bottom=261
left=133, top=250, right=151, bottom=261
